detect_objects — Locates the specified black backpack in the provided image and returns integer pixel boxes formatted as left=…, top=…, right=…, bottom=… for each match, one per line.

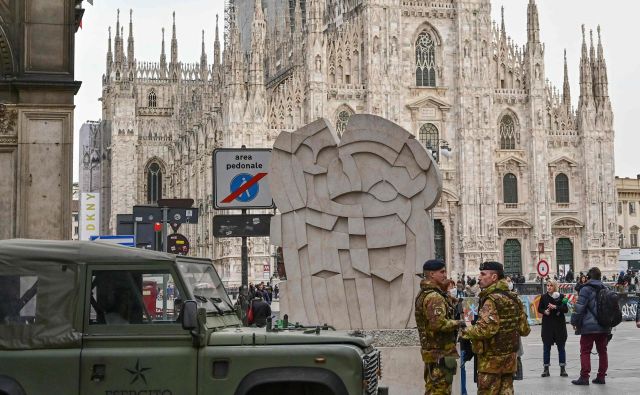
left=587, top=284, right=622, bottom=328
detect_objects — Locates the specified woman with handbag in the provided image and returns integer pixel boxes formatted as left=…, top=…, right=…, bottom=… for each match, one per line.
left=538, top=279, right=569, bottom=377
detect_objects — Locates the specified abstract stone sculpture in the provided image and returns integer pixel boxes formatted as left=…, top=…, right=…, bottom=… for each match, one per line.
left=269, top=115, right=442, bottom=329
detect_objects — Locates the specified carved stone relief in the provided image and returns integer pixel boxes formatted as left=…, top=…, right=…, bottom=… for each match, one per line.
left=269, top=115, right=442, bottom=329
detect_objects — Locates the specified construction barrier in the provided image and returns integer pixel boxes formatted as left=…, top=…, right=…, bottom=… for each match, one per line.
left=460, top=293, right=638, bottom=325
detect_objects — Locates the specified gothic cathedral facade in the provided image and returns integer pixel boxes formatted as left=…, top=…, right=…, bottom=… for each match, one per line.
left=101, top=0, right=617, bottom=284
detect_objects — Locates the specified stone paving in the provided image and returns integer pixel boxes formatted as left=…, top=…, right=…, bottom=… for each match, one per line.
left=462, top=321, right=640, bottom=395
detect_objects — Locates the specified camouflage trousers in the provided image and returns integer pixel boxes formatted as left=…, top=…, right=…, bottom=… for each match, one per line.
left=423, top=363, right=452, bottom=395
left=477, top=372, right=514, bottom=395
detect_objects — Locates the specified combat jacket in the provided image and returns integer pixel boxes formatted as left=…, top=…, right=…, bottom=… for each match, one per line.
left=414, top=279, right=459, bottom=363
left=461, top=279, right=530, bottom=374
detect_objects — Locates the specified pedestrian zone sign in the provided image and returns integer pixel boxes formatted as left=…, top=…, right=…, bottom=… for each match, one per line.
left=213, top=148, right=273, bottom=209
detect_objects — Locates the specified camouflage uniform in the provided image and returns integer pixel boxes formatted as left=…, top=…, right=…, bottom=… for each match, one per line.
left=461, top=279, right=530, bottom=395
left=415, top=279, right=459, bottom=395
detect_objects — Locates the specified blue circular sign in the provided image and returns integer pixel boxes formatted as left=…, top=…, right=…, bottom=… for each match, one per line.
left=230, top=173, right=259, bottom=202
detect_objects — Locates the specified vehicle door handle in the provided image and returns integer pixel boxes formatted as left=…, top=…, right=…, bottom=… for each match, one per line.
left=91, top=364, right=106, bottom=382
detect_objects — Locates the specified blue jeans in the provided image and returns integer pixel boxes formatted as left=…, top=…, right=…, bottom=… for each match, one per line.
left=543, top=342, right=566, bottom=366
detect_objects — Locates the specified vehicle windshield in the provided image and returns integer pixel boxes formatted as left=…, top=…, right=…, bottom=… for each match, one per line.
left=177, top=261, right=234, bottom=314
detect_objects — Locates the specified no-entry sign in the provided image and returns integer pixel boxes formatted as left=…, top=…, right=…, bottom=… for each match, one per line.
left=537, top=259, right=550, bottom=277
left=213, top=148, right=273, bottom=209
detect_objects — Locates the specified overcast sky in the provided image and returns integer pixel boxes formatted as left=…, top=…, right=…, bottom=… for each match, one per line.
left=74, top=0, right=638, bottom=181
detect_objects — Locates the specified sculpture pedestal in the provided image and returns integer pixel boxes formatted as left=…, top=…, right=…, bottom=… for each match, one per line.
left=363, top=329, right=461, bottom=395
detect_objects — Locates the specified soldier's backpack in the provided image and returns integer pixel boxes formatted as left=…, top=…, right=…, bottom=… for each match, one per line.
left=587, top=284, right=622, bottom=328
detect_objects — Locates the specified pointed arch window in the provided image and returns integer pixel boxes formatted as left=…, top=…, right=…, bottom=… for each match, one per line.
left=336, top=109, right=352, bottom=138
left=147, top=162, right=162, bottom=204
left=419, top=123, right=439, bottom=161
left=499, top=115, right=517, bottom=149
left=415, top=31, right=437, bottom=87
left=555, top=173, right=570, bottom=203
left=503, top=173, right=518, bottom=204
left=503, top=239, right=522, bottom=275
left=148, top=90, right=157, bottom=108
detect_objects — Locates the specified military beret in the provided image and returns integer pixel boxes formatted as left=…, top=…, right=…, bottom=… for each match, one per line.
left=480, top=261, right=504, bottom=271
left=423, top=259, right=445, bottom=271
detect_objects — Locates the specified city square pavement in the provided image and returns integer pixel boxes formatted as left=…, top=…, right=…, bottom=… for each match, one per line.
left=462, top=321, right=640, bottom=395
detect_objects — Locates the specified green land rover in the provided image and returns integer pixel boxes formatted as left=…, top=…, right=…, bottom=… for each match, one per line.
left=0, top=240, right=382, bottom=395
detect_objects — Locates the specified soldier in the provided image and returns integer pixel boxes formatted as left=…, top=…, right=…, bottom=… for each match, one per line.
left=460, top=261, right=530, bottom=395
left=415, top=259, right=466, bottom=395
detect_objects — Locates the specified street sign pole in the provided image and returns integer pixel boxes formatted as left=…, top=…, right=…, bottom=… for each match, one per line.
left=241, top=209, right=248, bottom=290
left=161, top=207, right=168, bottom=253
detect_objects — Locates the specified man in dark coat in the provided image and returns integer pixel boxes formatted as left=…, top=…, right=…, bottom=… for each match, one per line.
left=565, top=270, right=574, bottom=283
left=537, top=280, right=569, bottom=377
left=570, top=267, right=611, bottom=385
left=250, top=291, right=271, bottom=328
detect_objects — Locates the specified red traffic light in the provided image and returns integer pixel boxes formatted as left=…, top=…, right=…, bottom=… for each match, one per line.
left=154, top=222, right=162, bottom=232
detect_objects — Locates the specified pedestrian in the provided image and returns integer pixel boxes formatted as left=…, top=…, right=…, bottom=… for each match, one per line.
left=565, top=269, right=574, bottom=283
left=274, top=283, right=279, bottom=299
left=570, top=267, right=611, bottom=385
left=537, top=279, right=569, bottom=378
left=505, top=276, right=515, bottom=292
left=250, top=291, right=271, bottom=328
left=636, top=296, right=640, bottom=328
left=415, top=259, right=466, bottom=395
left=460, top=261, right=530, bottom=395
left=616, top=271, right=626, bottom=293
left=456, top=280, right=466, bottom=299
left=575, top=274, right=588, bottom=293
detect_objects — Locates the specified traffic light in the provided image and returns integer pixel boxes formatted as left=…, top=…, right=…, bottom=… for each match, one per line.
left=154, top=222, right=162, bottom=232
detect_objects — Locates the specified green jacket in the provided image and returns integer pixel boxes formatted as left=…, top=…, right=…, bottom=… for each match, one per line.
left=414, top=280, right=459, bottom=363
left=461, top=279, right=530, bottom=373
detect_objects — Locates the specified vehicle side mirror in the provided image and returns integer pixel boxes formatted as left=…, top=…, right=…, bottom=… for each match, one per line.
left=182, top=300, right=198, bottom=330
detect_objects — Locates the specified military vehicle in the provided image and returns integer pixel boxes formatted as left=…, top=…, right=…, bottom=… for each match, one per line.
left=0, top=240, right=382, bottom=395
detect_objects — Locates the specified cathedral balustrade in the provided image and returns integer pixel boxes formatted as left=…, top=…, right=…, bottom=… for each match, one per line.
left=494, top=89, right=528, bottom=104
left=401, top=0, right=455, bottom=9
left=401, top=1, right=456, bottom=19
left=137, top=107, right=174, bottom=117
left=327, top=84, right=367, bottom=100
left=551, top=202, right=578, bottom=214
left=498, top=202, right=528, bottom=215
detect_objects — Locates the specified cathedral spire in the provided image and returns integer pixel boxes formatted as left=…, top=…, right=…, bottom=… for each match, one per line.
left=500, top=6, right=506, bottom=42
left=562, top=49, right=571, bottom=110
left=597, top=25, right=609, bottom=98
left=160, top=27, right=167, bottom=76
left=249, top=0, right=266, bottom=86
left=527, top=0, right=540, bottom=44
left=171, top=11, right=178, bottom=67
left=106, top=26, right=113, bottom=73
left=200, top=29, right=207, bottom=79
left=579, top=25, right=594, bottom=108
left=114, top=9, right=124, bottom=65
left=214, top=14, right=220, bottom=66
left=127, top=9, right=135, bottom=66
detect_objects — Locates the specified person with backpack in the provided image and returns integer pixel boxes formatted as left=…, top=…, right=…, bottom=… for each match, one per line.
left=570, top=267, right=622, bottom=386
